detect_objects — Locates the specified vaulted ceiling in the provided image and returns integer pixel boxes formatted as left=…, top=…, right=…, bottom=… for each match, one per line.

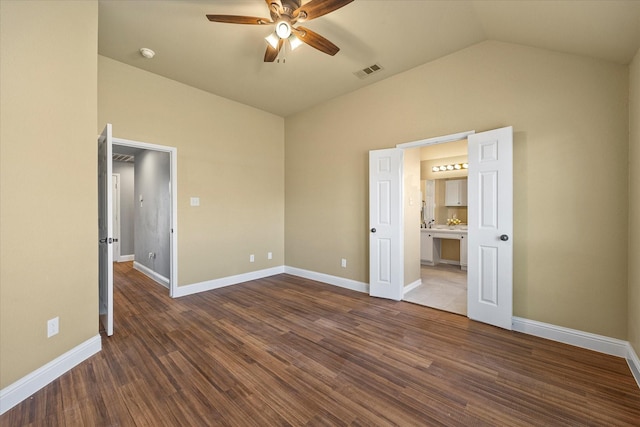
left=98, top=0, right=640, bottom=117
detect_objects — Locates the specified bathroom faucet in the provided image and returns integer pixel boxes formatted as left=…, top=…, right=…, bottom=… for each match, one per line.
left=427, top=219, right=434, bottom=229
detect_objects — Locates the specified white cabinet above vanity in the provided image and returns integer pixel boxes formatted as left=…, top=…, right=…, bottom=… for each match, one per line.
left=445, top=179, right=467, bottom=207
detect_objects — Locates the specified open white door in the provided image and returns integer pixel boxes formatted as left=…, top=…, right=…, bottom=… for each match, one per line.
left=467, top=126, right=513, bottom=330
left=98, top=124, right=114, bottom=336
left=369, top=148, right=403, bottom=300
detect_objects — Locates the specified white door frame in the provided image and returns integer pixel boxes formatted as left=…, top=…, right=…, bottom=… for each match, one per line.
left=396, top=130, right=477, bottom=150
left=112, top=173, right=121, bottom=262
left=111, top=136, right=179, bottom=298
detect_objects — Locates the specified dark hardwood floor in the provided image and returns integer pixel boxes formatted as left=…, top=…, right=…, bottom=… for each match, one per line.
left=3, top=262, right=640, bottom=426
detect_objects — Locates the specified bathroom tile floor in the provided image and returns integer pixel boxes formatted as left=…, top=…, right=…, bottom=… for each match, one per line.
left=404, top=264, right=467, bottom=316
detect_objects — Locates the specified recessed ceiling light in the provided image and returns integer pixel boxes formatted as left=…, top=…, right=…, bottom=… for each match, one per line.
left=139, top=48, right=155, bottom=59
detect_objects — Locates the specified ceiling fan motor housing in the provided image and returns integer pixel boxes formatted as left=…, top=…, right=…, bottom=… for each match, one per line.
left=281, top=0, right=301, bottom=15
left=270, top=0, right=301, bottom=21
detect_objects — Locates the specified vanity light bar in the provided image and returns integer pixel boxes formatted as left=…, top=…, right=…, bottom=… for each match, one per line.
left=431, top=163, right=468, bottom=172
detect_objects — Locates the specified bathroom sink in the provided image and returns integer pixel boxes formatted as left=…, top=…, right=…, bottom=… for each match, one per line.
left=430, top=225, right=467, bottom=231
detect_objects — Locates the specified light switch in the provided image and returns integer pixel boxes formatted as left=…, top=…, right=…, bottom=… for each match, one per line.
left=190, top=197, right=200, bottom=207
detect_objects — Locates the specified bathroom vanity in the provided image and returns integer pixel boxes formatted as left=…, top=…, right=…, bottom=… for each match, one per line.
left=420, top=227, right=467, bottom=270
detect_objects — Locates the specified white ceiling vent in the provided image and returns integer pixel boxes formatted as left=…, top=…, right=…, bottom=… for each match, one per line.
left=113, top=153, right=134, bottom=163
left=353, top=63, right=384, bottom=79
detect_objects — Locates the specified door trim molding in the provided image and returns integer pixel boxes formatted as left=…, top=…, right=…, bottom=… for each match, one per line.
left=112, top=173, right=121, bottom=262
left=396, top=130, right=476, bottom=149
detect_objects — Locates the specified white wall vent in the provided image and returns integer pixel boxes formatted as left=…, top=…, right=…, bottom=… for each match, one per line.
left=353, top=63, right=384, bottom=79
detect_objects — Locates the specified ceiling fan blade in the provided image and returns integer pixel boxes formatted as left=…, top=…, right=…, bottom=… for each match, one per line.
left=293, top=0, right=354, bottom=22
left=206, top=15, right=272, bottom=25
left=292, top=26, right=339, bottom=56
left=264, top=38, right=284, bottom=62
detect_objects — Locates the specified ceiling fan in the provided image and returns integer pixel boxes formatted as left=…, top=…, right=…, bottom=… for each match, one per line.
left=206, top=0, right=354, bottom=62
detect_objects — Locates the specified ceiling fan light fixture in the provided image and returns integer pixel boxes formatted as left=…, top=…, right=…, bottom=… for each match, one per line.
left=288, top=34, right=303, bottom=50
left=265, top=32, right=279, bottom=49
left=275, top=21, right=291, bottom=39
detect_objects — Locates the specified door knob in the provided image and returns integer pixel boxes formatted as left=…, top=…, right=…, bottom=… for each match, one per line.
left=500, top=234, right=509, bottom=241
left=370, top=228, right=376, bottom=233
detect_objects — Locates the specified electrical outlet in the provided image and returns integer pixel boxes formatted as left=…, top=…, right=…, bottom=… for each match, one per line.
left=250, top=254, right=255, bottom=263
left=268, top=252, right=272, bottom=260
left=341, top=258, right=347, bottom=268
left=47, top=317, right=59, bottom=338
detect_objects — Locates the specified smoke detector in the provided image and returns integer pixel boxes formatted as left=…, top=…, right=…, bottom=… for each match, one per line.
left=139, top=48, right=155, bottom=59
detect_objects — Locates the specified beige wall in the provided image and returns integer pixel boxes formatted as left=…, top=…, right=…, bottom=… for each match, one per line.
left=98, top=57, right=285, bottom=286
left=404, top=148, right=421, bottom=286
left=1, top=6, right=637, bottom=400
left=0, top=1, right=98, bottom=388
left=285, top=41, right=629, bottom=339
left=629, top=48, right=640, bottom=356
left=420, top=139, right=468, bottom=160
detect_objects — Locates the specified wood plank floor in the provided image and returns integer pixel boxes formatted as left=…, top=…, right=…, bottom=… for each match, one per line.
left=2, top=262, right=640, bottom=426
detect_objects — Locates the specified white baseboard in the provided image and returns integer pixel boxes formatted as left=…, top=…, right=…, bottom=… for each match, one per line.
left=626, top=342, right=640, bottom=389
left=0, top=335, right=101, bottom=416
left=403, top=279, right=422, bottom=295
left=512, top=317, right=629, bottom=358
left=512, top=318, right=639, bottom=390
left=173, top=266, right=285, bottom=298
left=284, top=266, right=369, bottom=293
left=134, top=261, right=169, bottom=289
left=118, top=254, right=134, bottom=262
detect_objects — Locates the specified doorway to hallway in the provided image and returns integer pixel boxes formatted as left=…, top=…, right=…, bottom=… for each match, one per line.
left=98, top=124, right=178, bottom=337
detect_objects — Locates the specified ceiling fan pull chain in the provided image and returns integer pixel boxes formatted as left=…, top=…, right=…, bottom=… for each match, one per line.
left=278, top=41, right=288, bottom=64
